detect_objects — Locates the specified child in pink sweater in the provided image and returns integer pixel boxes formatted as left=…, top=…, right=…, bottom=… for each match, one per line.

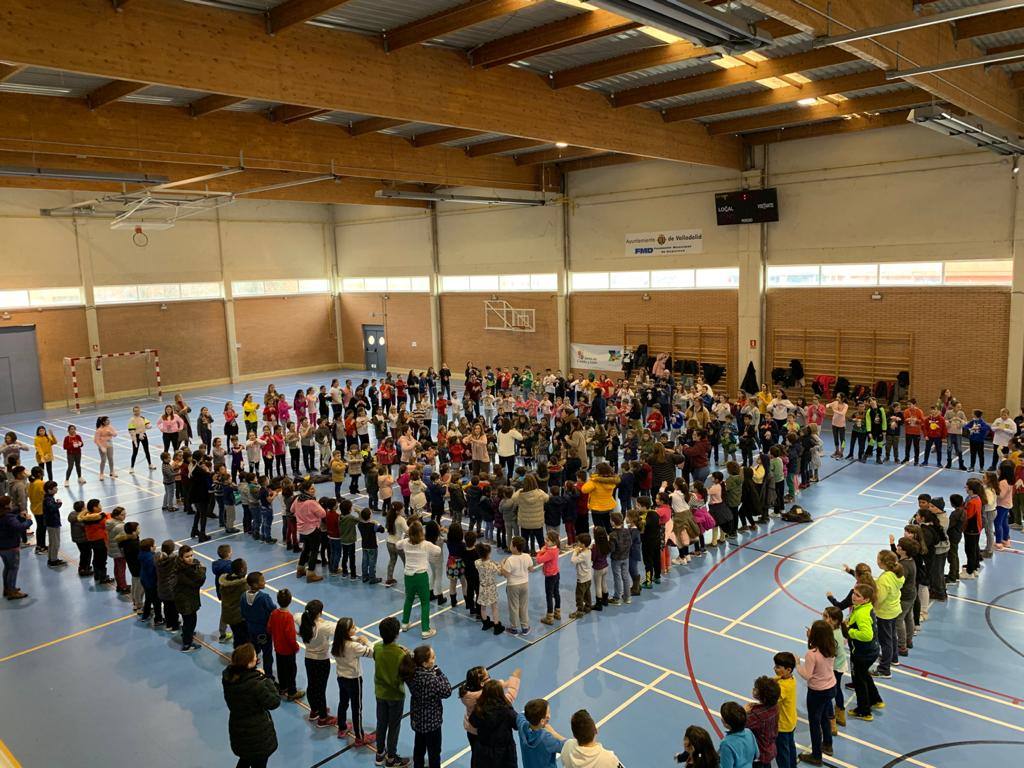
left=535, top=530, right=562, bottom=625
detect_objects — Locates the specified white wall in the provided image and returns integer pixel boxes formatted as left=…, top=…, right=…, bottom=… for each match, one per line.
left=333, top=205, right=432, bottom=276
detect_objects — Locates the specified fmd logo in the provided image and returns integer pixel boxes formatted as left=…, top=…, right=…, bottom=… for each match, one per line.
left=634, top=247, right=654, bottom=254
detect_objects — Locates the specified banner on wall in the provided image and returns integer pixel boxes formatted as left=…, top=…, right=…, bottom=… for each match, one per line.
left=624, top=229, right=703, bottom=257
left=571, top=343, right=624, bottom=371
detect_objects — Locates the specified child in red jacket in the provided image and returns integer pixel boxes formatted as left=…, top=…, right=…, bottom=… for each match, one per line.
left=922, top=407, right=948, bottom=468
left=267, top=588, right=304, bottom=702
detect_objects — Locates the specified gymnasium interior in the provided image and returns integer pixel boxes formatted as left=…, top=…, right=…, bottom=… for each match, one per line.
left=1, top=1, right=1023, bottom=767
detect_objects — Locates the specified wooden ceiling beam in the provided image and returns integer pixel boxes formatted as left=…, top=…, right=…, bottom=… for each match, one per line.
left=0, top=63, right=25, bottom=82
left=383, top=0, right=542, bottom=52
left=955, top=8, right=1024, bottom=39
left=549, top=41, right=713, bottom=89
left=188, top=94, right=246, bottom=117
left=409, top=127, right=483, bottom=147
left=466, top=137, right=546, bottom=157
left=85, top=79, right=146, bottom=109
left=743, top=109, right=911, bottom=145
left=610, top=48, right=858, bottom=107
left=740, top=0, right=1022, bottom=133
left=0, top=0, right=742, bottom=168
left=269, top=104, right=330, bottom=123
left=468, top=9, right=640, bottom=69
left=0, top=93, right=545, bottom=191
left=514, top=146, right=603, bottom=165
left=347, top=117, right=409, bottom=136
left=707, top=88, right=930, bottom=134
left=556, top=153, right=644, bottom=173
left=1011, top=70, right=1024, bottom=87
left=266, top=0, right=352, bottom=35
left=662, top=69, right=887, bottom=121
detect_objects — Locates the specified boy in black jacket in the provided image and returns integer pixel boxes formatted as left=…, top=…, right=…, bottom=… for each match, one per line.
left=946, top=494, right=965, bottom=584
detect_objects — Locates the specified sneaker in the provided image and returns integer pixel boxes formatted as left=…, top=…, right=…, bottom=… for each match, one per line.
left=110, top=472, right=118, bottom=478
left=98, top=473, right=106, bottom=480
left=797, top=754, right=823, bottom=766
left=78, top=477, right=87, bottom=484
left=180, top=643, right=198, bottom=653
left=288, top=690, right=306, bottom=701
left=354, top=733, right=377, bottom=747
left=375, top=754, right=386, bottom=766
left=870, top=670, right=892, bottom=679
left=519, top=626, right=530, bottom=636
left=540, top=614, right=554, bottom=625
left=607, top=597, right=621, bottom=605
left=386, top=757, right=410, bottom=768
left=129, top=468, right=135, bottom=475
left=317, top=716, right=338, bottom=728
left=421, top=628, right=437, bottom=639
left=47, top=559, right=68, bottom=568
left=506, top=627, right=519, bottom=634
left=306, top=573, right=323, bottom=583
left=402, top=623, right=413, bottom=632
left=63, top=481, right=69, bottom=487
left=154, top=619, right=165, bottom=626
left=872, top=701, right=886, bottom=710
left=308, top=711, right=320, bottom=722
left=849, top=712, right=873, bottom=721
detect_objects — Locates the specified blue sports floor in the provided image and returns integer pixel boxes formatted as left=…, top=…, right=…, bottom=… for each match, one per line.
left=1, top=370, right=1023, bottom=768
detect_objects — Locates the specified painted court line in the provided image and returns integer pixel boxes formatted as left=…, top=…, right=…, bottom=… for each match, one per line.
left=721, top=516, right=878, bottom=634
left=679, top=618, right=1024, bottom=736
left=0, top=613, right=136, bottom=664
left=859, top=463, right=906, bottom=494
left=890, top=467, right=944, bottom=507
left=690, top=607, right=1024, bottom=711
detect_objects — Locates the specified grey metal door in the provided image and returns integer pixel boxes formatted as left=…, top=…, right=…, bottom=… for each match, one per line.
left=362, top=324, right=386, bottom=373
left=0, top=325, right=44, bottom=414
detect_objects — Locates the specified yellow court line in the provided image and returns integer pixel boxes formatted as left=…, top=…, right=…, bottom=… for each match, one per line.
left=0, top=613, right=136, bottom=664
left=0, top=735, right=21, bottom=768
left=694, top=514, right=829, bottom=604
left=721, top=516, right=879, bottom=634
left=858, top=463, right=906, bottom=495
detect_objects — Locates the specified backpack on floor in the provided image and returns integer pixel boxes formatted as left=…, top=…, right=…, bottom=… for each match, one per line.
left=781, top=505, right=812, bottom=523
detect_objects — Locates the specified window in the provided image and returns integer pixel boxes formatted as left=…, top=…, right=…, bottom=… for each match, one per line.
left=820, top=264, right=878, bottom=286
left=650, top=269, right=695, bottom=289
left=879, top=262, right=943, bottom=286
left=570, top=272, right=610, bottom=291
left=610, top=271, right=650, bottom=289
left=440, top=273, right=557, bottom=292
left=231, top=281, right=261, bottom=297
left=263, top=279, right=299, bottom=295
left=943, top=259, right=1013, bottom=285
left=440, top=275, right=470, bottom=292
left=95, top=282, right=222, bottom=304
left=298, top=278, right=331, bottom=294
left=342, top=276, right=430, bottom=293
left=469, top=275, right=500, bottom=291
left=0, top=290, right=30, bottom=309
left=767, top=265, right=820, bottom=287
left=696, top=268, right=740, bottom=288
left=0, top=287, right=84, bottom=309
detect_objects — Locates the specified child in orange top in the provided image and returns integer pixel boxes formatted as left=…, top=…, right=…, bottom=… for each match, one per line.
left=267, top=588, right=304, bottom=702
left=656, top=491, right=672, bottom=573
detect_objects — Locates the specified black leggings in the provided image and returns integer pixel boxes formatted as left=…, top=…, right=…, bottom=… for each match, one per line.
left=131, top=435, right=153, bottom=468
left=521, top=527, right=544, bottom=555
left=162, top=432, right=180, bottom=452
left=65, top=454, right=82, bottom=481
left=969, top=442, right=985, bottom=469
left=305, top=657, right=331, bottom=718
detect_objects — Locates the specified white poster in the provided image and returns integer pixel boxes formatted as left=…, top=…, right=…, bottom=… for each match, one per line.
left=624, top=229, right=703, bottom=257
left=571, top=343, right=624, bottom=371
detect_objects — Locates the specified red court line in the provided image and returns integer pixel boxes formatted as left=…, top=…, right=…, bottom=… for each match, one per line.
left=770, top=542, right=1024, bottom=707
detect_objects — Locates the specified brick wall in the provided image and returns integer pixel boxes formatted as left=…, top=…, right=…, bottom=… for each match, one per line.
left=97, top=300, right=229, bottom=393
left=440, top=293, right=559, bottom=372
left=570, top=290, right=738, bottom=391
left=339, top=293, right=433, bottom=371
left=234, top=294, right=337, bottom=376
left=766, top=287, right=1010, bottom=414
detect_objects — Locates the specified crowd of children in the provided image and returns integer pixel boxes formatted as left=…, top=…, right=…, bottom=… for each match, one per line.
left=2, top=364, right=1021, bottom=768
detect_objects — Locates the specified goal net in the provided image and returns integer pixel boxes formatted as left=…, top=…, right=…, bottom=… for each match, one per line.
left=62, top=349, right=163, bottom=414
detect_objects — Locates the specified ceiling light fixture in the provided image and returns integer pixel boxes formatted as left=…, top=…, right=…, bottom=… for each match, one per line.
left=0, top=166, right=170, bottom=185
left=797, top=97, right=819, bottom=106
left=555, top=142, right=569, bottom=148
left=908, top=105, right=1024, bottom=156
left=589, top=0, right=772, bottom=53
left=0, top=83, right=73, bottom=96
left=375, top=190, right=546, bottom=206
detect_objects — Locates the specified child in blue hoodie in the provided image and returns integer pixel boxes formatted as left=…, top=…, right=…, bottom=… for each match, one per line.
left=239, top=571, right=277, bottom=678
left=965, top=410, right=991, bottom=471
left=719, top=701, right=757, bottom=768
left=517, top=698, right=565, bottom=768
left=139, top=538, right=161, bottom=624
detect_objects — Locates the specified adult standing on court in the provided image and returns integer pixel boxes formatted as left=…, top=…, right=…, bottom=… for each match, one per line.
left=827, top=394, right=848, bottom=459
left=294, top=482, right=325, bottom=584
left=440, top=363, right=452, bottom=399
left=158, top=405, right=185, bottom=452
left=512, top=475, right=549, bottom=555
left=398, top=521, right=441, bottom=639
left=190, top=456, right=213, bottom=542
left=563, top=420, right=588, bottom=480
left=127, top=405, right=156, bottom=473
left=223, top=642, right=281, bottom=768
left=464, top=424, right=490, bottom=477
left=173, top=393, right=193, bottom=446
left=496, top=419, right=523, bottom=479
left=680, top=431, right=711, bottom=485
left=581, top=463, right=620, bottom=533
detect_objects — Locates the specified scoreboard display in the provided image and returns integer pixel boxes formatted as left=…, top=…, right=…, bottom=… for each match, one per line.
left=715, top=188, right=779, bottom=225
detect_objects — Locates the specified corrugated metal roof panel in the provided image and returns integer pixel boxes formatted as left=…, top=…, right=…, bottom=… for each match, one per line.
left=0, top=66, right=106, bottom=97
left=309, top=110, right=378, bottom=126
left=127, top=84, right=209, bottom=106
left=314, top=0, right=467, bottom=33
left=223, top=99, right=277, bottom=112
left=646, top=80, right=766, bottom=110
left=520, top=28, right=658, bottom=72
left=436, top=3, right=584, bottom=50
left=970, top=27, right=1024, bottom=52
left=378, top=121, right=445, bottom=138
